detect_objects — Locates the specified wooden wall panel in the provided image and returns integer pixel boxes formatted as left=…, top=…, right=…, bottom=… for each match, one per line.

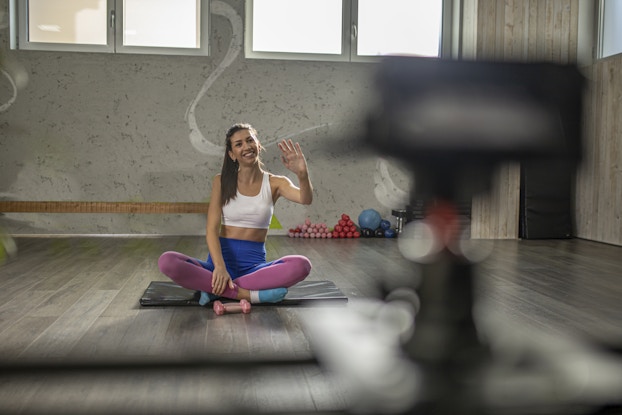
left=470, top=0, right=579, bottom=239
left=0, top=201, right=209, bottom=214
left=471, top=163, right=521, bottom=239
left=576, top=55, right=622, bottom=246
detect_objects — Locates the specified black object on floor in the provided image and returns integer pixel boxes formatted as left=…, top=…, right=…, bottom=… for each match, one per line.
left=139, top=280, right=348, bottom=307
left=520, top=158, right=575, bottom=239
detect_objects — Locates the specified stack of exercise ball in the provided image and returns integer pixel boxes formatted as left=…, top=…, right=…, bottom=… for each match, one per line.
left=358, top=208, right=397, bottom=238
left=288, top=213, right=365, bottom=239
left=288, top=210, right=397, bottom=239
left=288, top=218, right=332, bottom=238
left=330, top=213, right=361, bottom=239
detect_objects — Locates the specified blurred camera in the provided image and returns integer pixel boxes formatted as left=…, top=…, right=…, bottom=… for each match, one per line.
left=366, top=56, right=584, bottom=165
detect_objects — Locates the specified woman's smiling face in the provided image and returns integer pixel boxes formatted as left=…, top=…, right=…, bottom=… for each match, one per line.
left=228, top=128, right=261, bottom=165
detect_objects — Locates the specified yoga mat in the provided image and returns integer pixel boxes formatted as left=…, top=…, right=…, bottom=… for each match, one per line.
left=140, top=280, right=348, bottom=306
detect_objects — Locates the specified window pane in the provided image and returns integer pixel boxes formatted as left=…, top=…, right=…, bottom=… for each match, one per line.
left=123, top=0, right=201, bottom=48
left=601, top=0, right=622, bottom=58
left=28, top=0, right=107, bottom=45
left=251, top=0, right=342, bottom=55
left=357, top=0, right=442, bottom=57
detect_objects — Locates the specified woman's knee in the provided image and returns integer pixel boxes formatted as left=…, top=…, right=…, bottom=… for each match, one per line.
left=301, top=256, right=312, bottom=276
left=158, top=251, right=180, bottom=276
left=287, top=255, right=312, bottom=278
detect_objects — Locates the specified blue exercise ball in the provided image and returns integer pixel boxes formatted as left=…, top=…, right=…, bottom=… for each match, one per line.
left=358, top=209, right=382, bottom=231
left=380, top=219, right=391, bottom=230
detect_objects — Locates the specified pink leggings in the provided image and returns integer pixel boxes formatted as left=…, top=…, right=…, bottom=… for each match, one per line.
left=157, top=239, right=311, bottom=300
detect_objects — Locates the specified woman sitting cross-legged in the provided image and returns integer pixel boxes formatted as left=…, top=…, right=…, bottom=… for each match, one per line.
left=158, top=123, right=313, bottom=305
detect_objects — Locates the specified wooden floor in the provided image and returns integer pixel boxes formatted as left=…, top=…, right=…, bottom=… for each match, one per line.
left=1, top=235, right=621, bottom=414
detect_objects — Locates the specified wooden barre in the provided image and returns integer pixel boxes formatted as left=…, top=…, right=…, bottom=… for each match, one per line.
left=0, top=201, right=209, bottom=214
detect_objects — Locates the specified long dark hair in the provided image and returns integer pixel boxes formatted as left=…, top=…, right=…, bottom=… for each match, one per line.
left=220, top=123, right=262, bottom=207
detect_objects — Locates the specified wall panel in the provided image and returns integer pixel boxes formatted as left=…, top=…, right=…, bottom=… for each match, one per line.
left=576, top=55, right=622, bottom=246
left=471, top=0, right=579, bottom=239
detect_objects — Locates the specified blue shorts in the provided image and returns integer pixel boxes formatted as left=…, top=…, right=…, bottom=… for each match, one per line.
left=195, top=237, right=278, bottom=280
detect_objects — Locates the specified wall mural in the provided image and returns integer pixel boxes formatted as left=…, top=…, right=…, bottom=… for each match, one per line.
left=0, top=66, right=17, bottom=113
left=0, top=8, right=26, bottom=113
left=186, top=1, right=241, bottom=155
left=0, top=7, right=27, bottom=208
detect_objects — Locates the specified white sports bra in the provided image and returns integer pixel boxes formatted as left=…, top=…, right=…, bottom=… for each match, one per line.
left=221, top=172, right=274, bottom=229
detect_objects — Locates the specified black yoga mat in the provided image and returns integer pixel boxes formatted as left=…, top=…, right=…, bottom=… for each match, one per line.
left=140, top=280, right=348, bottom=306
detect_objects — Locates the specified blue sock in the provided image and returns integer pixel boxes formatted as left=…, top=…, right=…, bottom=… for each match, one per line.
left=253, top=287, right=288, bottom=304
left=198, top=291, right=219, bottom=306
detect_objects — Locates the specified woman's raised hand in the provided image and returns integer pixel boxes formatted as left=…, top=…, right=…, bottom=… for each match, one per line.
left=278, top=139, right=308, bottom=178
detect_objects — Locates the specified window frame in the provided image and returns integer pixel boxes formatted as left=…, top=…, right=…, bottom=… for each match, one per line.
left=9, top=0, right=210, bottom=56
left=244, top=0, right=456, bottom=62
left=596, top=0, right=622, bottom=60
left=576, top=0, right=595, bottom=66
left=244, top=0, right=352, bottom=62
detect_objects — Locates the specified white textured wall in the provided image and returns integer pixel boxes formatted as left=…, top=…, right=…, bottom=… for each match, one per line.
left=0, top=0, right=410, bottom=235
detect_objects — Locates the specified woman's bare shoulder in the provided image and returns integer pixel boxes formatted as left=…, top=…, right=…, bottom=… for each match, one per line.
left=268, top=173, right=291, bottom=183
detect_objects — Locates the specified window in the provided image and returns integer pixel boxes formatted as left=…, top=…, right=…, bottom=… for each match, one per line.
left=355, top=0, right=443, bottom=58
left=9, top=0, right=209, bottom=56
left=597, top=0, right=622, bottom=59
left=245, top=0, right=454, bottom=62
left=250, top=0, right=344, bottom=56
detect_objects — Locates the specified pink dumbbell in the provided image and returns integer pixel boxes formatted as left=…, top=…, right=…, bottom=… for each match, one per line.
left=213, top=299, right=251, bottom=316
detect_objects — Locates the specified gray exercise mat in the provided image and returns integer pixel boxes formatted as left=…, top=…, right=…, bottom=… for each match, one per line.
left=140, top=280, right=348, bottom=306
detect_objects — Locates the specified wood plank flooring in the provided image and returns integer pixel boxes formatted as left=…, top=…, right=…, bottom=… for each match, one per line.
left=0, top=235, right=621, bottom=414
